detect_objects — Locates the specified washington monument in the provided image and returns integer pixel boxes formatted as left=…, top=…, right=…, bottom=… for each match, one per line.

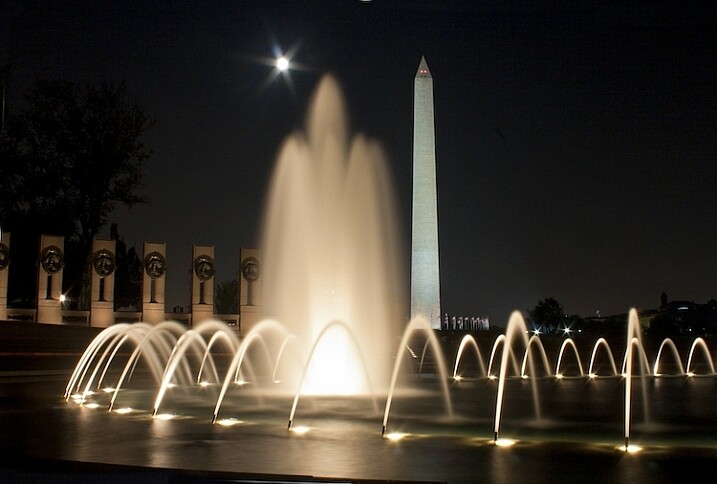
left=411, top=56, right=441, bottom=329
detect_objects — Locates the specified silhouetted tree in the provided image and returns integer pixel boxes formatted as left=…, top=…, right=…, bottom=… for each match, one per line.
left=0, top=78, right=153, bottom=308
left=530, top=297, right=565, bottom=333
left=215, top=278, right=239, bottom=314
left=1, top=64, right=9, bottom=131
left=110, top=224, right=142, bottom=310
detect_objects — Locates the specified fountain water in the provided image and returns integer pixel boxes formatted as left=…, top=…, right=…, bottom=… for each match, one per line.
left=492, top=311, right=543, bottom=443
left=653, top=338, right=685, bottom=375
left=60, top=75, right=717, bottom=482
left=587, top=337, right=620, bottom=376
left=260, top=74, right=406, bottom=396
left=686, top=337, right=716, bottom=375
left=67, top=74, right=441, bottom=427
left=555, top=338, right=584, bottom=377
left=66, top=311, right=717, bottom=444
left=452, top=334, right=487, bottom=379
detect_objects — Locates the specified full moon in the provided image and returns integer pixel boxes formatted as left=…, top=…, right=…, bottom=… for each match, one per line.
left=276, top=56, right=289, bottom=71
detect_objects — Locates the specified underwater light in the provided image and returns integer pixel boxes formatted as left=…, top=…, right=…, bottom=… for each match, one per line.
left=385, top=432, right=407, bottom=442
left=494, top=438, right=517, bottom=447
left=216, top=418, right=243, bottom=427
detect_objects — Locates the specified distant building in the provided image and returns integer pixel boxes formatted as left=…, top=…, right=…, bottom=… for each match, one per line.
left=649, top=292, right=717, bottom=335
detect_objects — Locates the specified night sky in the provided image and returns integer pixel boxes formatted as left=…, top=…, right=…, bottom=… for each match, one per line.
left=2, top=1, right=716, bottom=324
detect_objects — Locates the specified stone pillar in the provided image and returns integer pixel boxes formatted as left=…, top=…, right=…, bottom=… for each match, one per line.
left=37, top=235, right=64, bottom=324
left=191, top=244, right=215, bottom=326
left=141, top=242, right=166, bottom=324
left=90, top=238, right=116, bottom=328
left=239, top=248, right=261, bottom=335
left=0, top=231, right=10, bottom=320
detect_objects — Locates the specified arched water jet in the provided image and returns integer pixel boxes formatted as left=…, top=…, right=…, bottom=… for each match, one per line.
left=65, top=323, right=132, bottom=398
left=212, top=330, right=276, bottom=423
left=452, top=334, right=486, bottom=379
left=587, top=338, right=618, bottom=377
left=153, top=330, right=220, bottom=417
left=382, top=317, right=453, bottom=436
left=270, top=334, right=300, bottom=383
left=487, top=335, right=505, bottom=378
left=197, top=328, right=239, bottom=384
left=109, top=322, right=191, bottom=412
left=493, top=311, right=542, bottom=442
left=653, top=338, right=685, bottom=376
left=486, top=335, right=522, bottom=379
left=555, top=338, right=585, bottom=377
left=620, top=342, right=652, bottom=376
left=685, top=337, right=715, bottom=375
left=287, top=320, right=378, bottom=430
left=519, top=335, right=553, bottom=378
left=623, top=308, right=651, bottom=451
left=81, top=326, right=155, bottom=401
left=211, top=319, right=294, bottom=423
left=232, top=333, right=274, bottom=383
left=173, top=330, right=220, bottom=382
left=96, top=326, right=162, bottom=390
left=78, top=325, right=164, bottom=402
left=418, top=338, right=431, bottom=379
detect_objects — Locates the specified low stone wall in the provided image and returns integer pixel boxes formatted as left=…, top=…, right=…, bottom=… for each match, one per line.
left=0, top=320, right=103, bottom=374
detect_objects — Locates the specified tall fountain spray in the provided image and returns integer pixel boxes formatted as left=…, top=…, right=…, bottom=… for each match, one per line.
left=260, top=75, right=406, bottom=395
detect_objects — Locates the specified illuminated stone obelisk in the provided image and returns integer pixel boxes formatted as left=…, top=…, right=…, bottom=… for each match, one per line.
left=411, top=56, right=441, bottom=329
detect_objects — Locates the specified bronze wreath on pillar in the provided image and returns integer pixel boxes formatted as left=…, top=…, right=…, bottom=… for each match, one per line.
left=143, top=251, right=166, bottom=279
left=40, top=245, right=64, bottom=274
left=93, top=249, right=116, bottom=277
left=194, top=254, right=216, bottom=281
left=0, top=243, right=9, bottom=271
left=241, top=256, right=260, bottom=282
